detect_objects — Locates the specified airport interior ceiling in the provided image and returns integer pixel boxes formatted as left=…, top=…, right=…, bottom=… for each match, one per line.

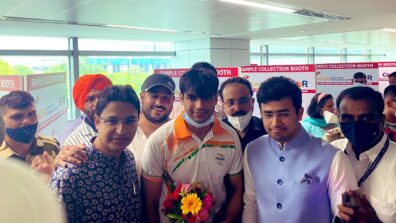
left=1, top=0, right=396, bottom=49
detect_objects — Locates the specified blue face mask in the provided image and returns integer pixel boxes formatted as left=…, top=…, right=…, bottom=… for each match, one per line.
left=182, top=113, right=214, bottom=128
left=6, top=123, right=38, bottom=144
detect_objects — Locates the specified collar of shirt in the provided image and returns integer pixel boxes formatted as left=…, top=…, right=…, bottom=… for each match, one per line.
left=345, top=134, right=387, bottom=164
left=270, top=124, right=309, bottom=151
left=81, top=117, right=97, bottom=138
left=174, top=112, right=225, bottom=140
left=0, top=136, right=39, bottom=159
left=83, top=116, right=96, bottom=132
left=135, top=126, right=147, bottom=140
left=250, top=116, right=264, bottom=131
left=223, top=115, right=262, bottom=133
left=87, top=142, right=127, bottom=170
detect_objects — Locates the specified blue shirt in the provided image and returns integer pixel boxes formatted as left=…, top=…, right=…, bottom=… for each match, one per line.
left=50, top=145, right=141, bottom=223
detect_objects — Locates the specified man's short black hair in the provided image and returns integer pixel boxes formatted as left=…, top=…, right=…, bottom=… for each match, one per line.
left=0, top=91, right=35, bottom=115
left=257, top=76, right=302, bottom=113
left=353, top=72, right=366, bottom=79
left=218, top=77, right=253, bottom=101
left=179, top=69, right=219, bottom=99
left=95, top=85, right=140, bottom=116
left=336, top=86, right=384, bottom=115
left=384, top=84, right=396, bottom=98
left=388, top=71, right=396, bottom=78
left=191, top=61, right=217, bottom=74
left=307, top=93, right=333, bottom=118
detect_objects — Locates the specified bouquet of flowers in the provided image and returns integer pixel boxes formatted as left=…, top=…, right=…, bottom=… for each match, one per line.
left=162, top=183, right=215, bottom=223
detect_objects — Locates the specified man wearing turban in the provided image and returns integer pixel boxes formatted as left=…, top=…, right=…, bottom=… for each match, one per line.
left=60, top=74, right=112, bottom=147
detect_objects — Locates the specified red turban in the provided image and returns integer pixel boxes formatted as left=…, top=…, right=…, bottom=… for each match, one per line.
left=72, top=74, right=112, bottom=111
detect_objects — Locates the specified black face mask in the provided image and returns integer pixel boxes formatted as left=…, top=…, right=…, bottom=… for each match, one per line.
left=340, top=121, right=382, bottom=154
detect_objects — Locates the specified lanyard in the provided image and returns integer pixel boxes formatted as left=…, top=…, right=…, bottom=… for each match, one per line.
left=357, top=137, right=390, bottom=187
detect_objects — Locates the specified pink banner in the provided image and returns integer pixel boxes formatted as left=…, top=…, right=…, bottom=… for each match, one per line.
left=241, top=64, right=315, bottom=73
left=0, top=75, right=23, bottom=91
left=316, top=62, right=378, bottom=69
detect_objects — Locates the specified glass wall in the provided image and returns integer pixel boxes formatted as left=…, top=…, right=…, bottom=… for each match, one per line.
left=0, top=36, right=176, bottom=121
left=0, top=56, right=68, bottom=75
left=249, top=44, right=395, bottom=65
left=78, top=55, right=174, bottom=95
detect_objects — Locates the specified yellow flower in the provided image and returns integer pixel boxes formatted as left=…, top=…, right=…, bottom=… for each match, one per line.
left=180, top=193, right=202, bottom=215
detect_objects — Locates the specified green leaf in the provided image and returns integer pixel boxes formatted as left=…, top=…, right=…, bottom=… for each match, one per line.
left=166, top=213, right=182, bottom=220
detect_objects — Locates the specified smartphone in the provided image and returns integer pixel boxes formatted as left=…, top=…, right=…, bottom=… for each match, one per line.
left=342, top=192, right=358, bottom=209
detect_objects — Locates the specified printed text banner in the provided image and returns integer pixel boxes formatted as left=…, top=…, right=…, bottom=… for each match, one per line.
left=241, top=65, right=316, bottom=118
left=378, top=62, right=396, bottom=94
left=25, top=73, right=67, bottom=137
left=316, top=62, right=379, bottom=99
left=154, top=68, right=239, bottom=119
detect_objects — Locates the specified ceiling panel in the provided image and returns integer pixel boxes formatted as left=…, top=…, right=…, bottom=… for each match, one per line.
left=0, top=0, right=395, bottom=48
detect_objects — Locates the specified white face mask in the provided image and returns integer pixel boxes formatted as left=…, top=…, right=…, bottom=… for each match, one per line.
left=226, top=111, right=252, bottom=132
left=182, top=113, right=214, bottom=128
left=323, top=111, right=339, bottom=124
left=353, top=82, right=365, bottom=87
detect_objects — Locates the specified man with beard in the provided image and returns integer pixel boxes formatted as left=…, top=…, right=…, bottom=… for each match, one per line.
left=61, top=74, right=112, bottom=146
left=54, top=74, right=175, bottom=179
left=127, top=74, right=175, bottom=178
left=219, top=77, right=266, bottom=152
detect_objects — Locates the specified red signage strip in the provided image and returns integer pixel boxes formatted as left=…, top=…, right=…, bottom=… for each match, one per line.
left=301, top=89, right=316, bottom=93
left=317, top=82, right=379, bottom=86
left=379, top=62, right=396, bottom=67
left=241, top=64, right=315, bottom=73
left=0, top=75, right=23, bottom=91
left=155, top=67, right=239, bottom=77
left=315, top=62, right=378, bottom=69
left=216, top=67, right=239, bottom=77
left=154, top=69, right=189, bottom=77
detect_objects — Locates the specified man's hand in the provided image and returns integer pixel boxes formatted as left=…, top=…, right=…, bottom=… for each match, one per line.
left=337, top=190, right=381, bottom=223
left=54, top=144, right=88, bottom=168
left=31, top=151, right=55, bottom=182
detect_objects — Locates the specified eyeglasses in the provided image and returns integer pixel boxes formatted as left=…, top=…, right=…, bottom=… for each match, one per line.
left=99, top=117, right=138, bottom=126
left=223, top=97, right=251, bottom=107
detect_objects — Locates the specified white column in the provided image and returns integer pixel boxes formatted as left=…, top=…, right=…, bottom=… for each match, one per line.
left=175, top=38, right=250, bottom=68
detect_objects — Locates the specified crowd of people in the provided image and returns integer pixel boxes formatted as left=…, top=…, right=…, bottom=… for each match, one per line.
left=0, top=62, right=395, bottom=223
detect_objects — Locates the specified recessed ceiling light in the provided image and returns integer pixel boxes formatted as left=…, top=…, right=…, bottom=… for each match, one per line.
left=218, top=0, right=295, bottom=13
left=0, top=16, right=177, bottom=33
left=383, top=28, right=396, bottom=33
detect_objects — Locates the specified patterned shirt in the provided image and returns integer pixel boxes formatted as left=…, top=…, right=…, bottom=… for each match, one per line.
left=62, top=117, right=96, bottom=147
left=50, top=144, right=141, bottom=223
